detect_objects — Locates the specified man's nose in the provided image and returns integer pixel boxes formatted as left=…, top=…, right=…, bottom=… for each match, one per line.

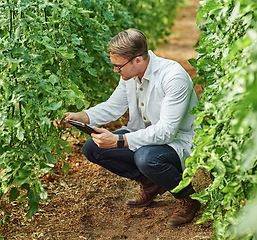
left=114, top=67, right=120, bottom=73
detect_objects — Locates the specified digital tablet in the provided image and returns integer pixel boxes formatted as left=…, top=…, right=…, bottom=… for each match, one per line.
left=66, top=119, right=99, bottom=136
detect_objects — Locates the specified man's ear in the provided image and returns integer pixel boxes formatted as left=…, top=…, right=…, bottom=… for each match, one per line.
left=135, top=56, right=142, bottom=64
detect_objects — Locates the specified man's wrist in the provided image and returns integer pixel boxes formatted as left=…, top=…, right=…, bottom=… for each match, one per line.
left=117, top=134, right=125, bottom=148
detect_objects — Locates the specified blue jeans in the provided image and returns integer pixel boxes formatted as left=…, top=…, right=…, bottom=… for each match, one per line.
left=82, top=129, right=191, bottom=199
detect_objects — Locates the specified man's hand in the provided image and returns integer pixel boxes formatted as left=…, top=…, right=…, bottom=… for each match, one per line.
left=53, top=111, right=89, bottom=129
left=91, top=127, right=119, bottom=149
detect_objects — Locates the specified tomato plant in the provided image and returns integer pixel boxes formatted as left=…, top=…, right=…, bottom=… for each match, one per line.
left=173, top=0, right=257, bottom=239
left=0, top=0, right=181, bottom=224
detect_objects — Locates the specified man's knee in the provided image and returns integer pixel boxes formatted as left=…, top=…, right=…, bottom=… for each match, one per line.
left=82, top=138, right=96, bottom=161
left=134, top=147, right=154, bottom=172
left=134, top=146, right=173, bottom=175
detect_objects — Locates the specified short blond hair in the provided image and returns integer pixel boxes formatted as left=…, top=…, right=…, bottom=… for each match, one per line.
left=107, top=29, right=148, bottom=60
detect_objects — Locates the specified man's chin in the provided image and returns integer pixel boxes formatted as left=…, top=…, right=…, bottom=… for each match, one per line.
left=121, top=76, right=129, bottom=81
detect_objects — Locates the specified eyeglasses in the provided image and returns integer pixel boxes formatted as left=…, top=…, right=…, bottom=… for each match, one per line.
left=109, top=54, right=142, bottom=72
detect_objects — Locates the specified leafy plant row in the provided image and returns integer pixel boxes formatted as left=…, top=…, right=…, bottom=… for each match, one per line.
left=0, top=0, right=181, bottom=223
left=174, top=0, right=257, bottom=239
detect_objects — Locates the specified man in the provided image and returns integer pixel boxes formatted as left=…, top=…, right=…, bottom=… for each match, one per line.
left=56, top=28, right=200, bottom=227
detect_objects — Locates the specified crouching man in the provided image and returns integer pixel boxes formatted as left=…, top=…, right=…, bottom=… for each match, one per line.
left=56, top=28, right=200, bottom=227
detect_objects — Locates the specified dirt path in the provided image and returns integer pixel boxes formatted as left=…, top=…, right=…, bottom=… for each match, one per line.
left=2, top=0, right=213, bottom=239
left=155, top=0, right=202, bottom=98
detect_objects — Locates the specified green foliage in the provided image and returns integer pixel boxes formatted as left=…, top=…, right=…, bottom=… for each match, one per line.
left=0, top=0, right=181, bottom=223
left=173, top=0, right=257, bottom=239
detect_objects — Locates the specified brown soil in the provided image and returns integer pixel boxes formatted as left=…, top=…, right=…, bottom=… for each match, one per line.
left=1, top=0, right=214, bottom=239
left=155, top=0, right=202, bottom=98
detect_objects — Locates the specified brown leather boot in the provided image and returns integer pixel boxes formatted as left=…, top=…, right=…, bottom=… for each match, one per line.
left=167, top=188, right=200, bottom=227
left=126, top=176, right=167, bottom=208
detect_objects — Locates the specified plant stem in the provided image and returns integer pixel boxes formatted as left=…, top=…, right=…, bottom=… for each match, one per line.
left=8, top=1, right=12, bottom=38
left=44, top=8, right=47, bottom=23
left=242, top=181, right=248, bottom=199
left=19, top=102, right=24, bottom=128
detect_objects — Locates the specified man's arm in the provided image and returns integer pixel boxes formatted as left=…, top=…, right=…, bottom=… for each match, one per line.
left=85, top=78, right=129, bottom=127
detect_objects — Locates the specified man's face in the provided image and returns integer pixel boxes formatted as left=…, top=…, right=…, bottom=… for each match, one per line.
left=109, top=53, right=139, bottom=80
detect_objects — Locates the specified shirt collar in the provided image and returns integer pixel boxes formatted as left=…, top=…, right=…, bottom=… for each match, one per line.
left=133, top=50, right=153, bottom=82
left=142, top=54, right=152, bottom=81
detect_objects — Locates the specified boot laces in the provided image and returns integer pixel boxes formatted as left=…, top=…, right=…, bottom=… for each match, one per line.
left=173, top=199, right=187, bottom=216
left=175, top=197, right=196, bottom=216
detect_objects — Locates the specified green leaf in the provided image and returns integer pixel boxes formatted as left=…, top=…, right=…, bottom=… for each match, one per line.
left=0, top=216, right=9, bottom=225
left=12, top=47, right=26, bottom=54
left=20, top=73, right=36, bottom=80
left=194, top=114, right=205, bottom=126
left=9, top=187, right=20, bottom=202
left=171, top=176, right=193, bottom=193
left=41, top=117, right=51, bottom=127
left=12, top=177, right=30, bottom=186
left=1, top=181, right=10, bottom=194
left=11, top=62, right=17, bottom=73
left=188, top=58, right=197, bottom=68
left=196, top=5, right=204, bottom=26
left=70, top=84, right=83, bottom=97
left=17, top=126, right=25, bottom=141
left=209, top=159, right=226, bottom=191
left=45, top=152, right=58, bottom=164
left=18, top=195, right=27, bottom=204
left=14, top=26, right=21, bottom=41
left=48, top=74, right=59, bottom=85
left=87, top=67, right=97, bottom=77
left=62, top=89, right=77, bottom=100
left=26, top=189, right=39, bottom=219
left=77, top=48, right=94, bottom=63
left=62, top=161, right=69, bottom=175
left=34, top=180, right=47, bottom=202
left=4, top=119, right=19, bottom=128
left=17, top=168, right=31, bottom=179
left=70, top=34, right=80, bottom=45
left=45, top=43, right=55, bottom=50
left=45, top=101, right=62, bottom=111
left=61, top=52, right=75, bottom=59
